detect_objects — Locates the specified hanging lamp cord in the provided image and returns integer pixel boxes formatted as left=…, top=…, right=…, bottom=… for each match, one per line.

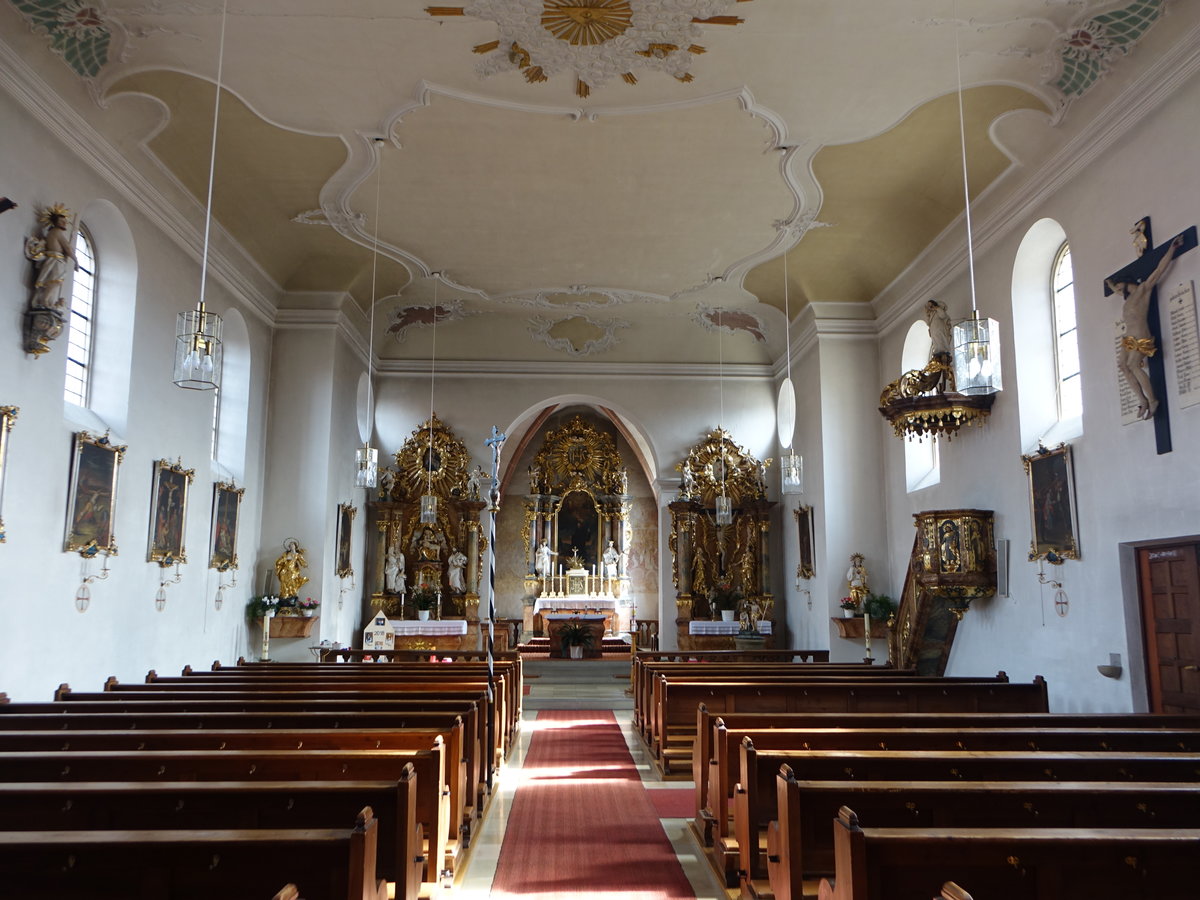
left=953, top=3, right=979, bottom=317
left=197, top=0, right=229, bottom=310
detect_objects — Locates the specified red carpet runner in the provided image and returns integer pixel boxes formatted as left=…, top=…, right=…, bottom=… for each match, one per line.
left=489, top=710, right=697, bottom=899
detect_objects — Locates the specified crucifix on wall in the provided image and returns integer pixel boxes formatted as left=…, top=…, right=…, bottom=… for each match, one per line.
left=1103, top=217, right=1197, bottom=455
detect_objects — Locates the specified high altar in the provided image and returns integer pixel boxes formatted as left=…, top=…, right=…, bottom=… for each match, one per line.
left=519, top=415, right=634, bottom=638
left=669, top=428, right=777, bottom=651
left=363, top=414, right=495, bottom=651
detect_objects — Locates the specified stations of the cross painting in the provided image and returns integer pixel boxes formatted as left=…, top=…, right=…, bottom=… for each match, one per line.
left=1103, top=217, right=1197, bottom=455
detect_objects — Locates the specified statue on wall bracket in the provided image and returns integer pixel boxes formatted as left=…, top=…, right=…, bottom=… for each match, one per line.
left=23, top=203, right=76, bottom=356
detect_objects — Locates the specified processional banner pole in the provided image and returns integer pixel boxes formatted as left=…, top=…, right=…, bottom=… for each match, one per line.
left=483, top=425, right=506, bottom=787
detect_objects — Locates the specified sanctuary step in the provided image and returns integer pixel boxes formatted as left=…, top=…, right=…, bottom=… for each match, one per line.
left=516, top=636, right=631, bottom=658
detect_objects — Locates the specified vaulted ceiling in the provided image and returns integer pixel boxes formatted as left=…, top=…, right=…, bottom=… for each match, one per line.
left=6, top=0, right=1178, bottom=365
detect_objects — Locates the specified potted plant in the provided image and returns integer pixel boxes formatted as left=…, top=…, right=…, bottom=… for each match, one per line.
left=839, top=596, right=860, bottom=618
left=298, top=596, right=320, bottom=618
left=558, top=621, right=594, bottom=659
left=411, top=587, right=437, bottom=621
left=245, top=595, right=279, bottom=623
left=708, top=581, right=744, bottom=622
left=862, top=593, right=895, bottom=623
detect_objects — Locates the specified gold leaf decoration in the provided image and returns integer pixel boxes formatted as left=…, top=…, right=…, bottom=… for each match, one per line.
left=542, top=0, right=633, bottom=46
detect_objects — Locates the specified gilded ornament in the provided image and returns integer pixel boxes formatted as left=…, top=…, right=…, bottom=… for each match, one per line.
left=541, top=0, right=633, bottom=47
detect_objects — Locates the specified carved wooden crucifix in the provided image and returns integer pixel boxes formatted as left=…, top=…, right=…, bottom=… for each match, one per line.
left=1103, top=217, right=1197, bottom=455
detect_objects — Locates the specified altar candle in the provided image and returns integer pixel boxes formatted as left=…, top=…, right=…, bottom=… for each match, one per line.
left=864, top=612, right=872, bottom=657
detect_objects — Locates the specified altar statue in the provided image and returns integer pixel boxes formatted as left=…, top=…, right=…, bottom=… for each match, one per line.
left=602, top=540, right=620, bottom=580
left=448, top=547, right=467, bottom=593
left=534, top=540, right=554, bottom=577
left=413, top=525, right=446, bottom=561
left=384, top=545, right=405, bottom=593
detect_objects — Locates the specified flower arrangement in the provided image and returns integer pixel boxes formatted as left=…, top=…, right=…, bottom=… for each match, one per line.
left=558, top=621, right=595, bottom=656
left=246, top=595, right=280, bottom=623
left=708, top=580, right=744, bottom=612
left=411, top=587, right=438, bottom=611
left=298, top=597, right=319, bottom=610
left=839, top=596, right=860, bottom=612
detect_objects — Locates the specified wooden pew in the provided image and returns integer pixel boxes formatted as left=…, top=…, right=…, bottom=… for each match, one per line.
left=653, top=676, right=1048, bottom=774
left=191, top=658, right=524, bottom=749
left=692, top=706, right=1200, bottom=833
left=734, top=739, right=1200, bottom=890
left=0, top=806, right=389, bottom=900
left=0, top=706, right=486, bottom=831
left=0, top=721, right=471, bottom=851
left=646, top=672, right=1013, bottom=762
left=55, top=682, right=510, bottom=785
left=633, top=661, right=913, bottom=739
left=0, top=697, right=491, bottom=811
left=0, top=743, right=453, bottom=885
left=699, top=715, right=1200, bottom=850
left=114, top=670, right=518, bottom=765
left=765, top=771, right=1200, bottom=900
left=0, top=775, right=424, bottom=900
left=816, top=806, right=1200, bottom=900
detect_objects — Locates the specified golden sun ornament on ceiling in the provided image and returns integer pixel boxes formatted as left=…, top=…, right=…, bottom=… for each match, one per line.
left=426, top=0, right=751, bottom=98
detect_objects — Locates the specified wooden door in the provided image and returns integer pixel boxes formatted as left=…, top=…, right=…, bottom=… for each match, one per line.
left=1139, top=543, right=1200, bottom=713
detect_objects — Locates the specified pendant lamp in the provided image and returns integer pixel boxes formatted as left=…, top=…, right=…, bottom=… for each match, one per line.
left=355, top=136, right=388, bottom=489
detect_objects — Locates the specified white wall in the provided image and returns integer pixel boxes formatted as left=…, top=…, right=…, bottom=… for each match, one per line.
left=0, top=90, right=274, bottom=701
left=876, top=67, right=1200, bottom=711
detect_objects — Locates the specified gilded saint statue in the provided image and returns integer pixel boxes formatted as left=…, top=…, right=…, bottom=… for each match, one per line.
left=845, top=552, right=869, bottom=610
left=275, top=538, right=309, bottom=599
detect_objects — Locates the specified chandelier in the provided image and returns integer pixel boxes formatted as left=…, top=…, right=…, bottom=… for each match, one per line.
left=173, top=0, right=227, bottom=391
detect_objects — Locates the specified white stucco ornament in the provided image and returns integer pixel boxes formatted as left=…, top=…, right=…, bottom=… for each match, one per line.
left=453, top=0, right=749, bottom=95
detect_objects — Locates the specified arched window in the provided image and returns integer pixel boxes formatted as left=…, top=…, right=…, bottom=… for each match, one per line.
left=63, top=226, right=97, bottom=407
left=1051, top=243, right=1082, bottom=421
left=900, top=320, right=939, bottom=492
left=1012, top=219, right=1083, bottom=448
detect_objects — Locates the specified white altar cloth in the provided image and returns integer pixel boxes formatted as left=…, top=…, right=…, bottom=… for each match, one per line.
left=387, top=619, right=468, bottom=636
left=688, top=620, right=773, bottom=636
left=534, top=597, right=618, bottom=614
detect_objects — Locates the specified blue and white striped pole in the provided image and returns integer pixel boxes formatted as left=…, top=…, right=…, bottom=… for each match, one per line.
left=483, top=425, right=506, bottom=786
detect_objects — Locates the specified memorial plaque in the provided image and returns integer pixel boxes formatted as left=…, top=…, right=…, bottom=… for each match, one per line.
left=1168, top=281, right=1200, bottom=409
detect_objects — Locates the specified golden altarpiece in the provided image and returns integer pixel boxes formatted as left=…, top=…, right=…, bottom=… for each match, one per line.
left=363, top=414, right=494, bottom=651
left=669, top=428, right=776, bottom=651
left=520, top=415, right=633, bottom=640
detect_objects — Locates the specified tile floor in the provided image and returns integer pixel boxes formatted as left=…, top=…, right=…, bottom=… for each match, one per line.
left=452, top=659, right=729, bottom=899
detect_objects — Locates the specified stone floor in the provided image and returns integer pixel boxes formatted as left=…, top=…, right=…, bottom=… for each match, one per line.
left=453, top=659, right=729, bottom=898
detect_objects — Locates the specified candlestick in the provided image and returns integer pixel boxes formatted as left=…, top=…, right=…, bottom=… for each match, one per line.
left=864, top=612, right=872, bottom=657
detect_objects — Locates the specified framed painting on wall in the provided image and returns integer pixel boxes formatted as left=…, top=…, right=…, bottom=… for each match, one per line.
left=1022, top=443, right=1080, bottom=564
left=336, top=502, right=356, bottom=578
left=209, top=481, right=244, bottom=571
left=794, top=504, right=816, bottom=579
left=65, top=431, right=126, bottom=555
left=147, top=458, right=195, bottom=564
left=0, top=406, right=15, bottom=543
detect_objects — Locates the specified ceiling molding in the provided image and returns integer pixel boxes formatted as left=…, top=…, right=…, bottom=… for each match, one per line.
left=375, top=358, right=773, bottom=380
left=274, top=307, right=369, bottom=366
left=0, top=36, right=280, bottom=327
left=319, top=80, right=813, bottom=302
left=871, top=18, right=1200, bottom=339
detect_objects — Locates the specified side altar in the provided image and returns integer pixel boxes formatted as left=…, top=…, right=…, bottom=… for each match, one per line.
left=361, top=414, right=490, bottom=651
left=669, top=428, right=777, bottom=651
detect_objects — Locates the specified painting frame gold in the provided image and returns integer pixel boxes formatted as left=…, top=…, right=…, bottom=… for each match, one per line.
left=147, top=458, right=195, bottom=565
left=0, top=406, right=16, bottom=543
left=209, top=481, right=244, bottom=571
left=1021, top=443, right=1080, bottom=564
left=336, top=502, right=357, bottom=578
left=65, top=431, right=126, bottom=556
left=794, top=504, right=815, bottom=579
